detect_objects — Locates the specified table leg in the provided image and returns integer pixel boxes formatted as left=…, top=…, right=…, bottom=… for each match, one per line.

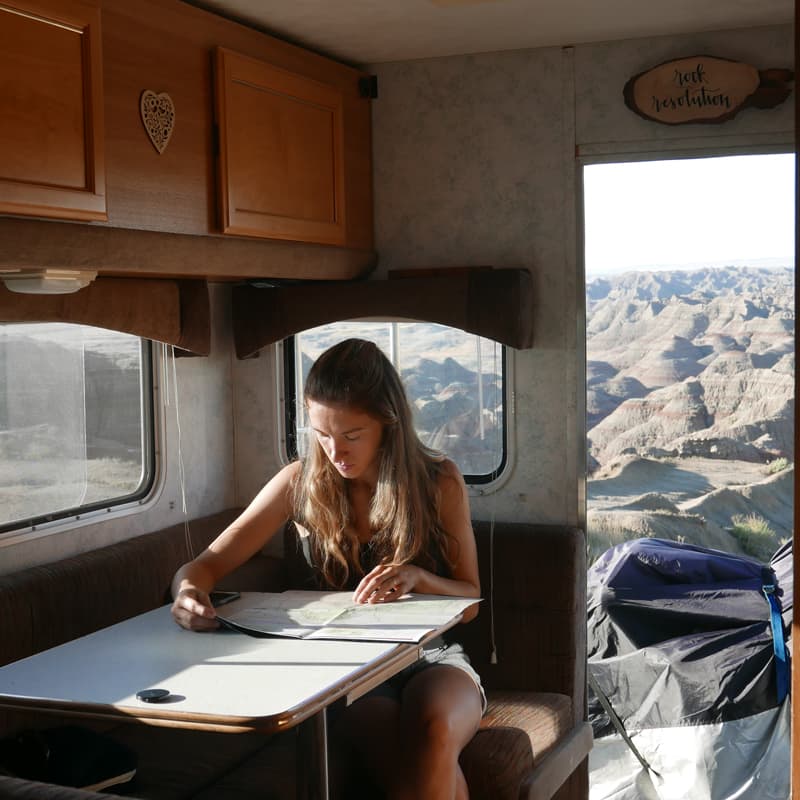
left=297, top=710, right=329, bottom=800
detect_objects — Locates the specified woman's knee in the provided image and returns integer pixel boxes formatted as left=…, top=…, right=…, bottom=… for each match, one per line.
left=401, top=667, right=482, bottom=750
left=414, top=707, right=464, bottom=757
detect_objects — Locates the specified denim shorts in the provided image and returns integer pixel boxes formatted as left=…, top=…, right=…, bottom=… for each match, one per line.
left=361, top=636, right=487, bottom=714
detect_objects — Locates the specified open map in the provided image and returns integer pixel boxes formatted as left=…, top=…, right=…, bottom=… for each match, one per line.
left=216, top=590, right=480, bottom=642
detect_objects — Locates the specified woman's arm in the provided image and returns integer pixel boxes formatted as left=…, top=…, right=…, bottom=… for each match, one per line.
left=170, top=461, right=301, bottom=630
left=352, top=460, right=481, bottom=622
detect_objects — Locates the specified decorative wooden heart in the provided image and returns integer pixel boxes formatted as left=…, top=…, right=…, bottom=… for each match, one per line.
left=139, top=90, right=175, bottom=154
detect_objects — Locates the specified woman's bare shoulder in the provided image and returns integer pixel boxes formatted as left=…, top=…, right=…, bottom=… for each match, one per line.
left=279, top=460, right=304, bottom=480
left=265, top=459, right=303, bottom=487
left=436, top=458, right=467, bottom=494
left=248, top=461, right=303, bottom=513
left=436, top=456, right=463, bottom=477
left=272, top=460, right=303, bottom=501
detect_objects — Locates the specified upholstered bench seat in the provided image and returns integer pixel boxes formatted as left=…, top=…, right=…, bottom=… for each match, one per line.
left=463, top=690, right=572, bottom=795
left=463, top=691, right=593, bottom=800
left=0, top=513, right=591, bottom=800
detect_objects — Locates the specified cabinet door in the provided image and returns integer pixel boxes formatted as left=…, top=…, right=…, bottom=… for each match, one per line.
left=0, top=0, right=106, bottom=221
left=215, top=47, right=346, bottom=246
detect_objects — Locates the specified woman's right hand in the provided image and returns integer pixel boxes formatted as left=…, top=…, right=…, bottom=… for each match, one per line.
left=171, top=587, right=220, bottom=631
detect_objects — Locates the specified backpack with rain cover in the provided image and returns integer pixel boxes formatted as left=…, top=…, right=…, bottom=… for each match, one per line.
left=587, top=537, right=791, bottom=800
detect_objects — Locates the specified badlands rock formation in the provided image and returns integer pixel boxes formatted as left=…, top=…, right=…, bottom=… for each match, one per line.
left=587, top=266, right=794, bottom=561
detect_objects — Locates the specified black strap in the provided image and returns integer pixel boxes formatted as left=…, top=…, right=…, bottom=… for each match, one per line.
left=588, top=671, right=661, bottom=778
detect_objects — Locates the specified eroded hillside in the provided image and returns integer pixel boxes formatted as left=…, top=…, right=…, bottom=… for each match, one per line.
left=587, top=266, right=794, bottom=562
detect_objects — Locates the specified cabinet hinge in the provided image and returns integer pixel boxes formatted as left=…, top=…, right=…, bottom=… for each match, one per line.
left=358, top=75, right=378, bottom=99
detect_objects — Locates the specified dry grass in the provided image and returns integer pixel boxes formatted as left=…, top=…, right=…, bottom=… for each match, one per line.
left=729, top=514, right=782, bottom=562
left=0, top=457, right=142, bottom=527
left=766, top=457, right=791, bottom=475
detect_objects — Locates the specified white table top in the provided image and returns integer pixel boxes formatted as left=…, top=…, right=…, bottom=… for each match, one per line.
left=0, top=605, right=418, bottom=732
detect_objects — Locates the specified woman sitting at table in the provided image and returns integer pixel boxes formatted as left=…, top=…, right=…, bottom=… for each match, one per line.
left=171, top=337, right=484, bottom=800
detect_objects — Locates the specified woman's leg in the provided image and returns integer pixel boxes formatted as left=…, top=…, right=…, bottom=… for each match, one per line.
left=330, top=665, right=482, bottom=799
left=394, top=665, right=483, bottom=800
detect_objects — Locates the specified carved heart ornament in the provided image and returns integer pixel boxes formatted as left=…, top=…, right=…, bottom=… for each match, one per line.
left=140, top=90, right=175, bottom=154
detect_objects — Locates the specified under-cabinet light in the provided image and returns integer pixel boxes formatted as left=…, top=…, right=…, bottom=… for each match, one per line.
left=1, top=269, right=98, bottom=295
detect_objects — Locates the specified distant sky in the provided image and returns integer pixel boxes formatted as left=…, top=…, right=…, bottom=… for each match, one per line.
left=583, top=153, right=795, bottom=277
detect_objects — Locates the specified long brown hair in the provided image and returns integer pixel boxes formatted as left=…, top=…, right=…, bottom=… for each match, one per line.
left=291, top=338, right=452, bottom=588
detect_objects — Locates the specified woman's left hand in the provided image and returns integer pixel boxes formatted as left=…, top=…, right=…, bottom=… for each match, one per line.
left=353, top=562, right=421, bottom=604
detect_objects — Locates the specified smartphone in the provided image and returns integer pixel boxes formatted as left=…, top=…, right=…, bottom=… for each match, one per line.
left=209, top=591, right=241, bottom=608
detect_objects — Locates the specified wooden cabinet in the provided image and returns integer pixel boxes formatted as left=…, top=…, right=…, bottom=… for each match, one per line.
left=0, top=1, right=374, bottom=278
left=0, top=0, right=106, bottom=221
left=214, top=47, right=357, bottom=247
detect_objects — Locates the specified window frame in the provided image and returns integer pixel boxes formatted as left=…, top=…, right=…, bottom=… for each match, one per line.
left=0, top=335, right=157, bottom=537
left=280, top=329, right=510, bottom=486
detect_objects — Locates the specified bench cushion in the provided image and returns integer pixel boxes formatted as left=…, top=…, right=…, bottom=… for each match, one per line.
left=460, top=691, right=572, bottom=800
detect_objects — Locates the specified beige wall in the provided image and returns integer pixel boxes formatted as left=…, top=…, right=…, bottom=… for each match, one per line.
left=576, top=25, right=794, bottom=149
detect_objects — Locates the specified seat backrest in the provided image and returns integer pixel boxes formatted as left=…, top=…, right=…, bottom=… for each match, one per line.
left=455, top=522, right=586, bottom=724
left=0, top=509, right=242, bottom=667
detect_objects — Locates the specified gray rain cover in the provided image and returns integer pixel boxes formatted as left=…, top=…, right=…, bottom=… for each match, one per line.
left=587, top=538, right=791, bottom=800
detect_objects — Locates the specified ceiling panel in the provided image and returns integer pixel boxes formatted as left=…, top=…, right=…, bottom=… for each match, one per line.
left=184, top=0, right=793, bottom=65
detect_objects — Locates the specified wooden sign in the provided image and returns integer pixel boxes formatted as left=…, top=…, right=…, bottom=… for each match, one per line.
left=624, top=56, right=793, bottom=125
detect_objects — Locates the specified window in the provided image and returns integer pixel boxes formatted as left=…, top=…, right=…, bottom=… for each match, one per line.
left=284, top=322, right=506, bottom=483
left=584, top=152, right=795, bottom=563
left=0, top=323, right=154, bottom=533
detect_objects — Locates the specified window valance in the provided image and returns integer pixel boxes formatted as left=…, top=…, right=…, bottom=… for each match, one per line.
left=0, top=277, right=210, bottom=355
left=232, top=268, right=533, bottom=358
